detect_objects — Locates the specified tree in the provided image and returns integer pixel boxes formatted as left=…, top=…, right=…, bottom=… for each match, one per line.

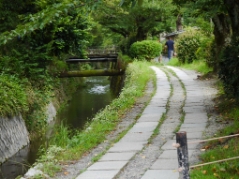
left=0, top=0, right=93, bottom=82
left=95, top=0, right=176, bottom=41
left=0, top=0, right=100, bottom=45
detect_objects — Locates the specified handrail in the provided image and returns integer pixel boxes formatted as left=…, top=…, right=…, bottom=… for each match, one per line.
left=190, top=156, right=239, bottom=169
left=187, top=133, right=239, bottom=144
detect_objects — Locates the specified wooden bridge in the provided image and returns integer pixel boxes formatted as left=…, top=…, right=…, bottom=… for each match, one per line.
left=58, top=47, right=124, bottom=78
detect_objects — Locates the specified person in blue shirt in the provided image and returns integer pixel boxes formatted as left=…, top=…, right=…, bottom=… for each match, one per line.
left=165, top=37, right=174, bottom=60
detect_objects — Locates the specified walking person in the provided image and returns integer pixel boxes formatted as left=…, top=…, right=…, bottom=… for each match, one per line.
left=165, top=37, right=174, bottom=60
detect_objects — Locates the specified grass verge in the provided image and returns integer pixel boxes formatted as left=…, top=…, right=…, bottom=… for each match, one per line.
left=167, top=57, right=213, bottom=75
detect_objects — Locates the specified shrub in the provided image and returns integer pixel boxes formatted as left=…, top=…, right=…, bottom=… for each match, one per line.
left=176, top=30, right=201, bottom=63
left=195, top=36, right=214, bottom=65
left=129, top=40, right=162, bottom=61
left=176, top=29, right=215, bottom=65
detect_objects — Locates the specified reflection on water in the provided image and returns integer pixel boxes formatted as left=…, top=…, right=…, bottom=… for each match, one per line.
left=0, top=136, right=44, bottom=179
left=61, top=76, right=117, bottom=130
left=88, top=84, right=110, bottom=94
left=0, top=76, right=117, bottom=179
left=0, top=145, right=29, bottom=179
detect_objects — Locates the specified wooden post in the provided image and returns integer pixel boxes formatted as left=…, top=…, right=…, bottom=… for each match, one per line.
left=176, top=131, right=190, bottom=179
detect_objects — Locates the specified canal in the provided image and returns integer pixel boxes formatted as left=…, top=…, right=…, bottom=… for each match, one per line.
left=0, top=76, right=118, bottom=179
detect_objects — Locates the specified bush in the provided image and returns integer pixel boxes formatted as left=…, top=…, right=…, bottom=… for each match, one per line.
left=176, top=29, right=214, bottom=65
left=176, top=30, right=201, bottom=63
left=129, top=40, right=162, bottom=61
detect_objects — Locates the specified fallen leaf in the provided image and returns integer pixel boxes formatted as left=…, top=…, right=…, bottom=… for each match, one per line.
left=223, top=145, right=229, bottom=149
left=212, top=167, right=217, bottom=172
left=64, top=172, right=68, bottom=175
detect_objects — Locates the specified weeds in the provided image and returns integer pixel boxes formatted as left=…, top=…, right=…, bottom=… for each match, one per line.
left=35, top=146, right=63, bottom=177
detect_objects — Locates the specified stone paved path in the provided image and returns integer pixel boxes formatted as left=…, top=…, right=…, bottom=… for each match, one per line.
left=75, top=66, right=208, bottom=179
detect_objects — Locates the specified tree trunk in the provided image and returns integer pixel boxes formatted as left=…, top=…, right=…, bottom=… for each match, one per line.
left=212, top=14, right=231, bottom=72
left=176, top=14, right=183, bottom=31
left=224, top=0, right=239, bottom=36
left=136, top=26, right=147, bottom=41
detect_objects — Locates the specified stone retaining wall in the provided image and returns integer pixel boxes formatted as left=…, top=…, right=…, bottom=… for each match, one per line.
left=0, top=116, right=29, bottom=163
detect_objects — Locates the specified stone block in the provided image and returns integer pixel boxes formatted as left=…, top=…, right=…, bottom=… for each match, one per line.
left=119, top=132, right=152, bottom=143
left=88, top=161, right=128, bottom=171
left=151, top=158, right=178, bottom=170
left=99, top=152, right=135, bottom=161
left=128, top=122, right=158, bottom=133
left=76, top=170, right=119, bottom=179
left=108, top=142, right=144, bottom=152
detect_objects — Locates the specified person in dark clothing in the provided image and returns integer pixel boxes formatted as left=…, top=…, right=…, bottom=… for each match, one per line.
left=165, top=37, right=174, bottom=60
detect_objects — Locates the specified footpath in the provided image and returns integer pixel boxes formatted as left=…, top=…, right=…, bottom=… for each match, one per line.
left=75, top=65, right=209, bottom=179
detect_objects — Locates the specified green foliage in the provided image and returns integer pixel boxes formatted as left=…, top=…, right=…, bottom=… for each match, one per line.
left=195, top=37, right=214, bottom=66
left=219, top=36, right=239, bottom=98
left=119, top=35, right=137, bottom=55
left=167, top=57, right=213, bottom=74
left=181, top=58, right=213, bottom=74
left=130, top=40, right=162, bottom=61
left=0, top=74, right=29, bottom=117
left=95, top=0, right=176, bottom=42
left=0, top=0, right=93, bottom=133
left=0, top=0, right=92, bottom=82
left=176, top=29, right=214, bottom=64
left=167, top=57, right=181, bottom=66
left=36, top=146, right=63, bottom=177
left=49, top=123, right=71, bottom=147
left=89, top=22, right=122, bottom=48
left=118, top=52, right=133, bottom=63
left=24, top=86, right=51, bottom=132
left=176, top=30, right=201, bottom=63
left=0, top=0, right=99, bottom=45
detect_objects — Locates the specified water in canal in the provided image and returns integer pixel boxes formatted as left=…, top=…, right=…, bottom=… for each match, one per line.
left=0, top=76, right=118, bottom=179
